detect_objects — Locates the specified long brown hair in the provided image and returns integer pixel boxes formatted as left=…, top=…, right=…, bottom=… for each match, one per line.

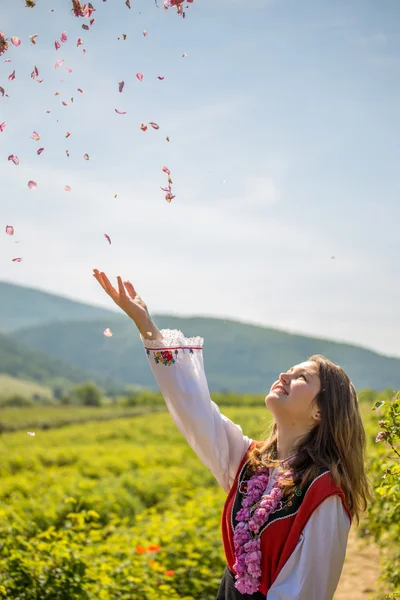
left=247, top=354, right=374, bottom=526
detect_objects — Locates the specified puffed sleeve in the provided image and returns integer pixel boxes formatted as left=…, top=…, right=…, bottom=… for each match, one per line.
left=141, top=329, right=252, bottom=494
left=267, top=495, right=351, bottom=600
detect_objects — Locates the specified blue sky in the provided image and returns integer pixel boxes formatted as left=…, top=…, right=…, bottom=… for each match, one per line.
left=1, top=0, right=400, bottom=358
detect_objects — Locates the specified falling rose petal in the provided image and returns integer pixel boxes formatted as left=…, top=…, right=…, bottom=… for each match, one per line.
left=115, top=109, right=127, bottom=114
left=11, top=37, right=21, bottom=47
left=37, top=147, right=44, bottom=155
left=65, top=185, right=71, bottom=191
left=45, top=110, right=51, bottom=113
left=157, top=76, right=164, bottom=80
left=28, top=180, right=37, bottom=190
left=37, top=78, right=43, bottom=83
left=8, top=70, right=16, bottom=81
left=62, top=101, right=68, bottom=106
left=55, top=39, right=61, bottom=50
left=118, top=80, right=125, bottom=93
left=31, top=131, right=40, bottom=140
left=54, top=58, right=64, bottom=69
left=66, top=67, right=72, bottom=73
left=104, top=233, right=112, bottom=244
left=82, top=24, right=89, bottom=31
left=140, top=123, right=147, bottom=132
left=27, top=431, right=36, bottom=436
left=182, top=52, right=188, bottom=57
left=12, top=257, right=22, bottom=262
left=60, top=31, right=68, bottom=43
left=77, top=38, right=84, bottom=46
left=83, top=153, right=89, bottom=160
left=143, top=30, right=148, bottom=36
left=30, top=70, right=35, bottom=79
left=26, top=0, right=36, bottom=6
left=90, top=18, right=95, bottom=25
left=162, top=165, right=171, bottom=175
left=165, top=193, right=175, bottom=203
left=136, top=72, right=143, bottom=82
left=126, top=0, right=131, bottom=7
left=55, top=92, right=60, bottom=96
left=35, top=65, right=39, bottom=76
left=0, top=121, right=6, bottom=132
left=103, top=328, right=113, bottom=337
left=66, top=149, right=70, bottom=157
left=77, top=88, right=84, bottom=93
left=8, top=154, right=19, bottom=165
left=6, top=225, right=14, bottom=235
left=114, top=194, right=118, bottom=198
left=166, top=136, right=170, bottom=142
left=30, top=34, right=38, bottom=44
left=0, top=86, right=4, bottom=96
left=148, top=122, right=159, bottom=130
left=82, top=49, right=87, bottom=54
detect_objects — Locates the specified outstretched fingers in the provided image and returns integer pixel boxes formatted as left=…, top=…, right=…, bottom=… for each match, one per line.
left=123, top=280, right=136, bottom=299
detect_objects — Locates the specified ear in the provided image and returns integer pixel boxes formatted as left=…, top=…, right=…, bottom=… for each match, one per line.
left=313, top=411, right=321, bottom=422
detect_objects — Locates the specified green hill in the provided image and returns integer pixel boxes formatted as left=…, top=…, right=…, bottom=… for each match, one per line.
left=0, top=331, right=94, bottom=388
left=0, top=280, right=118, bottom=332
left=2, top=280, right=400, bottom=393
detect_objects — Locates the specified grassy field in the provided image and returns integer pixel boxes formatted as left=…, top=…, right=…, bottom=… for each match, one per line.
left=0, top=400, right=386, bottom=599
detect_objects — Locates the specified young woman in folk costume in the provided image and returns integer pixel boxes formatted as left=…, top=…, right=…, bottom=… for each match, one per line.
left=93, top=269, right=373, bottom=600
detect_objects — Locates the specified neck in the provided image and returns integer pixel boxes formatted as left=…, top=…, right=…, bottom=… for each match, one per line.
left=275, top=425, right=303, bottom=461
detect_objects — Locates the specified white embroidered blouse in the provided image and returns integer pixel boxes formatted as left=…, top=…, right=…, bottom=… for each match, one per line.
left=141, top=329, right=351, bottom=600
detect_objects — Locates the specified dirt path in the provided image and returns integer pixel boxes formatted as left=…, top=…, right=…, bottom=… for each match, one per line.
left=334, top=524, right=383, bottom=600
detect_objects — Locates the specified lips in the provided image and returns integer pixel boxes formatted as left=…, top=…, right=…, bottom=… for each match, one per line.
left=273, top=383, right=288, bottom=395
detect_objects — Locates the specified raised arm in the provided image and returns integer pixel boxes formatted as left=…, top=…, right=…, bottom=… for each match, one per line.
left=92, top=270, right=252, bottom=493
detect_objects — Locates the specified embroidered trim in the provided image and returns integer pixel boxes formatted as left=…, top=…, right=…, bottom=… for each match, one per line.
left=257, top=469, right=329, bottom=536
left=232, top=461, right=330, bottom=538
left=141, top=328, right=204, bottom=349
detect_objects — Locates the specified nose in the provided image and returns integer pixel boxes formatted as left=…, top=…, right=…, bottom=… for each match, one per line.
left=279, top=373, right=289, bottom=384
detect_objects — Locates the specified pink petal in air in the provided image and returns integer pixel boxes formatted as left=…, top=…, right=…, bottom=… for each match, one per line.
left=54, top=59, right=64, bottom=69
left=37, top=147, right=44, bottom=155
left=66, top=67, right=72, bottom=73
left=104, top=233, right=111, bottom=244
left=8, top=154, right=19, bottom=165
left=77, top=88, right=84, bottom=93
left=6, top=225, right=14, bottom=235
left=162, top=165, right=171, bottom=175
left=8, top=70, right=16, bottom=81
left=103, top=328, right=113, bottom=337
left=12, top=257, right=22, bottom=262
left=0, top=87, right=5, bottom=97
left=77, top=38, right=84, bottom=46
left=31, top=131, right=40, bottom=140
left=118, top=80, right=125, bottom=93
left=28, top=180, right=37, bottom=191
left=83, top=153, right=89, bottom=160
left=143, top=30, right=148, bottom=36
left=0, top=121, right=6, bottom=132
left=60, top=31, right=68, bottom=43
left=11, top=37, right=21, bottom=47
left=62, top=101, right=68, bottom=106
left=55, top=39, right=61, bottom=50
left=30, top=34, right=38, bottom=44
left=35, top=65, right=39, bottom=76
left=140, top=123, right=147, bottom=131
left=66, top=131, right=71, bottom=138
left=37, top=78, right=43, bottom=83
left=157, top=76, right=164, bottom=80
left=148, top=122, right=159, bottom=130
left=136, top=72, right=143, bottom=82
left=65, top=185, right=71, bottom=192
left=115, top=109, right=127, bottom=114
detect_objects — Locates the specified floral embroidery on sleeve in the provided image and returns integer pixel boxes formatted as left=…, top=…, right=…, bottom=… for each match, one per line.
left=154, top=350, right=175, bottom=366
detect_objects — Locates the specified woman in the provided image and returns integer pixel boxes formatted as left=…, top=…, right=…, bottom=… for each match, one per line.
left=92, top=269, right=373, bottom=600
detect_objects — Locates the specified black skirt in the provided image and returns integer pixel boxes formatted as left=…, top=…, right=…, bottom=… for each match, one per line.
left=216, top=566, right=266, bottom=600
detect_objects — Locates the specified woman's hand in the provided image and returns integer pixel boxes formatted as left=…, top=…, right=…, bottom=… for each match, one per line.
left=92, top=269, right=162, bottom=341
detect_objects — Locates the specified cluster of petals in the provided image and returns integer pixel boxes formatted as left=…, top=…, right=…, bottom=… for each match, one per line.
left=71, top=0, right=95, bottom=18
left=232, top=467, right=292, bottom=594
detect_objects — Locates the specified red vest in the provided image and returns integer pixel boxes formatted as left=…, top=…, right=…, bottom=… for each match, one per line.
left=221, top=441, right=352, bottom=596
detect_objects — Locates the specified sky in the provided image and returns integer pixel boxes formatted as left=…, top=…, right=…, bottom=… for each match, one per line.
left=1, top=0, right=400, bottom=359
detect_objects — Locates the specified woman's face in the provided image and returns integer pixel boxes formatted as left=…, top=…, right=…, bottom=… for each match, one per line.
left=265, top=361, right=321, bottom=428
